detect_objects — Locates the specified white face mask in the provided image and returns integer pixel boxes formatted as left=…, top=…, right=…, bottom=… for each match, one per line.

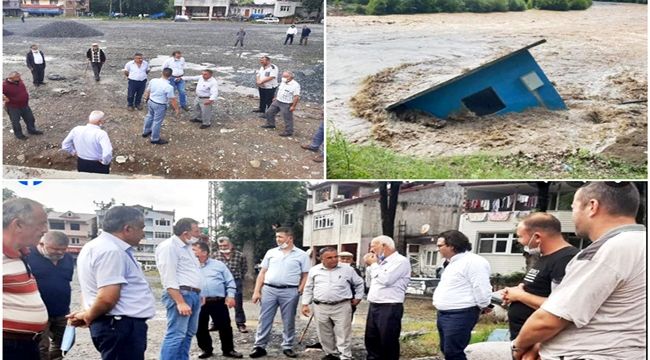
left=339, top=262, right=351, bottom=267
left=282, top=77, right=289, bottom=83
left=220, top=249, right=231, bottom=254
left=187, top=236, right=199, bottom=245
left=524, top=235, right=541, bottom=256
left=278, top=242, right=289, bottom=249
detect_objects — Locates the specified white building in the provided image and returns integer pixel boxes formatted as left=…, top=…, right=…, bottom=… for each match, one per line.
left=229, top=0, right=302, bottom=19
left=175, top=0, right=231, bottom=19
left=48, top=211, right=98, bottom=259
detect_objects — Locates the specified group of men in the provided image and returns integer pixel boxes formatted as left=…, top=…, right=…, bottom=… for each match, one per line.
left=3, top=35, right=321, bottom=173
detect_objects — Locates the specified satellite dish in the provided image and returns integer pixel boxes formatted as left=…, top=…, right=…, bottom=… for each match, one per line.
left=420, top=224, right=430, bottom=234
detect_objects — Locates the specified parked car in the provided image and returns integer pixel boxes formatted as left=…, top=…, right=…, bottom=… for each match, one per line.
left=258, top=16, right=279, bottom=24
left=174, top=14, right=190, bottom=22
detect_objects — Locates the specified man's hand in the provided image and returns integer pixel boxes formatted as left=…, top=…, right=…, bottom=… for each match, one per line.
left=66, top=310, right=90, bottom=327
left=200, top=297, right=206, bottom=306
left=204, top=100, right=214, bottom=106
left=289, top=105, right=296, bottom=112
left=363, top=252, right=378, bottom=266
left=174, top=108, right=180, bottom=116
left=252, top=291, right=261, bottom=304
left=503, top=283, right=525, bottom=305
left=176, top=302, right=192, bottom=316
left=3, top=95, right=9, bottom=104
left=351, top=299, right=361, bottom=307
left=481, top=306, right=493, bottom=315
left=225, top=297, right=236, bottom=308
left=301, top=304, right=311, bottom=317
left=174, top=77, right=181, bottom=83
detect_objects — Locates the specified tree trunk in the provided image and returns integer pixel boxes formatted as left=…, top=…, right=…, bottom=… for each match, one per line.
left=379, top=181, right=402, bottom=248
left=536, top=182, right=551, bottom=212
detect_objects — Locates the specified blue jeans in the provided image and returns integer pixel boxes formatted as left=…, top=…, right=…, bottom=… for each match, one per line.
left=234, top=278, right=246, bottom=325
left=127, top=79, right=147, bottom=107
left=160, top=290, right=201, bottom=360
left=142, top=100, right=167, bottom=141
left=436, top=307, right=480, bottom=360
left=89, top=316, right=148, bottom=360
left=310, top=121, right=324, bottom=155
left=168, top=77, right=187, bottom=107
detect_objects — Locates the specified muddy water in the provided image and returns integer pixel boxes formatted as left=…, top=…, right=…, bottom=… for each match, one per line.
left=327, top=2, right=647, bottom=162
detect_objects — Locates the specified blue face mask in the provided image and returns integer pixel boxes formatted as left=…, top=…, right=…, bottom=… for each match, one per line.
left=378, top=252, right=385, bottom=262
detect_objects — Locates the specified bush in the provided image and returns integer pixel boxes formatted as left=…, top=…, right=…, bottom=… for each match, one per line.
left=366, top=0, right=399, bottom=13
left=493, top=0, right=509, bottom=11
left=509, top=0, right=528, bottom=11
left=433, top=0, right=465, bottom=12
left=355, top=3, right=367, bottom=12
left=569, top=0, right=591, bottom=9
left=535, top=0, right=570, bottom=10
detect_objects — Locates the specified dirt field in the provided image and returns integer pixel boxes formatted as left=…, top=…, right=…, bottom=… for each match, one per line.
left=327, top=2, right=647, bottom=170
left=3, top=19, right=324, bottom=179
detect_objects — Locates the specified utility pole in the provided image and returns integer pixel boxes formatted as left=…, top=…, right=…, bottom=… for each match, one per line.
left=207, top=182, right=220, bottom=241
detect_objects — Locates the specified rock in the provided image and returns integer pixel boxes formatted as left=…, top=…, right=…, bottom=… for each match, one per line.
left=250, top=160, right=261, bottom=168
left=52, top=88, right=70, bottom=95
left=47, top=74, right=66, bottom=81
left=16, top=154, right=25, bottom=163
left=80, top=92, right=87, bottom=96
left=115, top=156, right=127, bottom=164
left=220, top=128, right=235, bottom=133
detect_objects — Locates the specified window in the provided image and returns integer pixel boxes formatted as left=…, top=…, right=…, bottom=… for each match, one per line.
left=155, top=232, right=172, bottom=239
left=478, top=233, right=523, bottom=254
left=49, top=0, right=57, bottom=4
left=408, top=244, right=420, bottom=253
left=70, top=238, right=80, bottom=245
left=343, top=210, right=353, bottom=226
left=315, top=188, right=330, bottom=203
left=70, top=223, right=81, bottom=231
left=425, top=250, right=437, bottom=266
left=461, top=87, right=506, bottom=116
left=49, top=221, right=65, bottom=230
left=313, top=214, right=334, bottom=230
left=253, top=8, right=263, bottom=14
left=155, top=219, right=170, bottom=226
left=280, top=5, right=290, bottom=11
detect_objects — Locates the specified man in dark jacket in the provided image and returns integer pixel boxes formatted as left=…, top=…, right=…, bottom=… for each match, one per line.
left=2, top=71, right=43, bottom=140
left=26, top=44, right=46, bottom=86
left=86, top=43, right=107, bottom=81
left=299, top=26, right=311, bottom=45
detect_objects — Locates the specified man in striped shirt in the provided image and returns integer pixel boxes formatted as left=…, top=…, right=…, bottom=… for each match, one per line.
left=3, top=197, right=50, bottom=360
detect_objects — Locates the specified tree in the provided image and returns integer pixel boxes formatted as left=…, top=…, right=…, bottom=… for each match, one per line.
left=3, top=188, right=17, bottom=202
left=378, top=181, right=402, bottom=252
left=217, top=182, right=308, bottom=279
left=301, top=0, right=324, bottom=20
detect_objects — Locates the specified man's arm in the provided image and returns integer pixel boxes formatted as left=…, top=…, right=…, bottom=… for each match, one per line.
left=252, top=267, right=267, bottom=304
left=61, top=129, right=76, bottom=155
left=289, top=95, right=300, bottom=112
left=298, top=272, right=308, bottom=294
left=300, top=269, right=315, bottom=316
left=503, top=284, right=546, bottom=310
left=156, top=245, right=190, bottom=315
left=169, top=97, right=180, bottom=115
left=167, top=288, right=192, bottom=316
left=367, top=256, right=410, bottom=287
left=86, top=49, right=91, bottom=61
left=68, top=284, right=121, bottom=326
left=513, top=309, right=570, bottom=359
left=99, top=132, right=113, bottom=165
left=469, top=259, right=492, bottom=309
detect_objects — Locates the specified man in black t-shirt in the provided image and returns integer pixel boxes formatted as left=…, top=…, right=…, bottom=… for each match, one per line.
left=503, top=213, right=579, bottom=339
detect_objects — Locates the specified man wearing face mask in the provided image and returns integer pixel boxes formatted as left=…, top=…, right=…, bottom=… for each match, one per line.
left=260, top=71, right=300, bottom=137
left=61, top=110, right=113, bottom=174
left=213, top=236, right=249, bottom=333
left=432, top=230, right=492, bottom=360
left=26, top=44, right=46, bottom=86
left=26, top=231, right=74, bottom=360
left=502, top=213, right=578, bottom=341
left=155, top=218, right=204, bottom=360
left=250, top=227, right=310, bottom=358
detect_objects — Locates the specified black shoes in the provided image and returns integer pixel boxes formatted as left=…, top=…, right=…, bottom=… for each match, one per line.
left=199, top=124, right=211, bottom=129
left=260, top=125, right=276, bottom=129
left=198, top=352, right=213, bottom=359
left=136, top=105, right=143, bottom=110
left=190, top=118, right=202, bottom=123
left=127, top=106, right=135, bottom=111
left=28, top=130, right=43, bottom=135
left=237, top=324, right=249, bottom=333
left=279, top=132, right=293, bottom=137
left=141, top=132, right=151, bottom=138
left=305, top=342, right=322, bottom=349
left=282, top=349, right=298, bottom=358
left=322, top=355, right=340, bottom=360
left=182, top=106, right=190, bottom=111
left=224, top=350, right=244, bottom=358
left=151, top=139, right=168, bottom=145
left=15, top=134, right=27, bottom=140
left=249, top=347, right=267, bottom=358
left=252, top=109, right=264, bottom=113
left=301, top=144, right=318, bottom=152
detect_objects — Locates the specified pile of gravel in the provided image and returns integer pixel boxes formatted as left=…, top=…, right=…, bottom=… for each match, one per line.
left=3, top=29, right=14, bottom=36
left=27, top=21, right=103, bottom=38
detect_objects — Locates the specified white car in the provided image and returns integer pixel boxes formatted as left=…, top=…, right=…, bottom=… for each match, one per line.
left=174, top=15, right=190, bottom=22
left=258, top=16, right=279, bottom=24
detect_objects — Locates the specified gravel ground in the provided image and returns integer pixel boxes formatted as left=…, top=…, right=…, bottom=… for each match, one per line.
left=3, top=18, right=324, bottom=179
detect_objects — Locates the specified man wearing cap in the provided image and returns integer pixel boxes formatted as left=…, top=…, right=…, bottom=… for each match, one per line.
left=301, top=247, right=365, bottom=360
left=3, top=198, right=49, bottom=360
left=284, top=25, right=297, bottom=45
left=86, top=43, right=106, bottom=82
left=513, top=182, right=646, bottom=360
left=155, top=218, right=204, bottom=360
left=213, top=236, right=249, bottom=333
left=182, top=69, right=219, bottom=129
left=250, top=227, right=310, bottom=358
left=61, top=110, right=113, bottom=174
left=68, top=206, right=156, bottom=360
left=123, top=53, right=150, bottom=111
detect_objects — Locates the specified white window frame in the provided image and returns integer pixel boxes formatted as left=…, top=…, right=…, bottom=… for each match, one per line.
left=280, top=5, right=290, bottom=11
left=313, top=214, right=334, bottom=230
left=70, top=237, right=80, bottom=245
left=477, top=232, right=523, bottom=255
left=343, top=209, right=353, bottom=226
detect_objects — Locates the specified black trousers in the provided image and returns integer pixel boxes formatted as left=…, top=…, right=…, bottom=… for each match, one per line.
left=365, top=302, right=403, bottom=360
left=77, top=158, right=110, bottom=174
left=3, top=338, right=40, bottom=360
left=6, top=106, right=37, bottom=137
left=196, top=299, right=235, bottom=354
left=89, top=316, right=148, bottom=360
left=91, top=62, right=103, bottom=80
left=258, top=87, right=276, bottom=112
left=31, top=64, right=45, bottom=85
left=284, top=34, right=294, bottom=45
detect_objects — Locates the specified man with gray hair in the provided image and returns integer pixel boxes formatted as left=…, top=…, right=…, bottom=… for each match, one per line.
left=26, top=231, right=75, bottom=360
left=213, top=236, right=249, bottom=333
left=513, top=182, right=646, bottom=360
left=362, top=235, right=411, bottom=360
left=182, top=69, right=219, bottom=129
left=260, top=71, right=300, bottom=137
left=61, top=110, right=113, bottom=174
left=68, top=206, right=156, bottom=360
left=3, top=198, right=49, bottom=360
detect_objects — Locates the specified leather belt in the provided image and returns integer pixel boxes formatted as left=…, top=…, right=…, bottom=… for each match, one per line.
left=313, top=299, right=350, bottom=305
left=264, top=283, right=298, bottom=289
left=199, top=96, right=210, bottom=99
left=148, top=99, right=165, bottom=106
left=3, top=331, right=43, bottom=342
left=205, top=296, right=225, bottom=302
left=96, top=315, right=147, bottom=322
left=179, top=285, right=201, bottom=293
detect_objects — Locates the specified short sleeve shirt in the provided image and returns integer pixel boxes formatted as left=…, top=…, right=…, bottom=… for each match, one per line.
left=124, top=60, right=149, bottom=81
left=276, top=80, right=300, bottom=104
left=148, top=78, right=176, bottom=104
left=257, top=64, right=278, bottom=89
left=261, top=247, right=310, bottom=286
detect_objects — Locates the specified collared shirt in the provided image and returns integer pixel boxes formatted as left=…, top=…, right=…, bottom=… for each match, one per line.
left=432, top=251, right=492, bottom=311
left=261, top=246, right=310, bottom=287
left=61, top=124, right=113, bottom=165
left=213, top=249, right=247, bottom=280
left=124, top=60, right=149, bottom=81
left=302, top=263, right=365, bottom=305
left=32, top=51, right=44, bottom=64
left=286, top=27, right=298, bottom=35
left=147, top=78, right=175, bottom=104
left=236, top=30, right=246, bottom=39
left=366, top=251, right=411, bottom=303
left=77, top=232, right=156, bottom=319
left=3, top=244, right=48, bottom=334
left=2, top=79, right=29, bottom=108
left=257, top=64, right=278, bottom=89
left=276, top=79, right=300, bottom=104
left=161, top=57, right=186, bottom=77
left=26, top=247, right=74, bottom=317
left=199, top=258, right=236, bottom=298
left=155, top=236, right=202, bottom=290
left=183, top=75, right=219, bottom=101
left=540, top=224, right=646, bottom=360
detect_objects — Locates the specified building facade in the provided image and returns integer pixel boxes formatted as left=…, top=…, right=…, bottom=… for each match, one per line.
left=3, top=0, right=22, bottom=16
left=48, top=211, right=98, bottom=259
left=175, top=0, right=230, bottom=19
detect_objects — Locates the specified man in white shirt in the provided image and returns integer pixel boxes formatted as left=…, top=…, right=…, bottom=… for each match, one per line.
left=61, top=110, right=113, bottom=174
left=26, top=44, right=46, bottom=86
left=260, top=71, right=300, bottom=137
left=254, top=56, right=278, bottom=114
left=123, top=53, right=150, bottom=111
left=182, top=69, right=219, bottom=129
left=161, top=51, right=189, bottom=111
left=432, top=230, right=492, bottom=360
left=284, top=25, right=298, bottom=45
left=142, top=68, right=180, bottom=145
left=362, top=235, right=411, bottom=360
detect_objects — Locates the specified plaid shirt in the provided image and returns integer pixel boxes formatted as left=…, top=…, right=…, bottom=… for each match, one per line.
left=213, top=249, right=247, bottom=280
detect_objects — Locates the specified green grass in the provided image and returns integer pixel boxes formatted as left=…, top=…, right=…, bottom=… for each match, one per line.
left=327, top=131, right=647, bottom=179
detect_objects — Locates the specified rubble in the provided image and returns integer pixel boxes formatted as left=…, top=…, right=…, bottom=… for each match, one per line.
left=27, top=21, right=104, bottom=38
left=3, top=29, right=14, bottom=36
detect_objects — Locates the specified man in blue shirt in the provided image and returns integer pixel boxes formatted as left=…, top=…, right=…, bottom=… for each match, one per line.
left=26, top=231, right=74, bottom=360
left=250, top=227, right=310, bottom=358
left=142, top=67, right=180, bottom=145
left=192, top=241, right=243, bottom=359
